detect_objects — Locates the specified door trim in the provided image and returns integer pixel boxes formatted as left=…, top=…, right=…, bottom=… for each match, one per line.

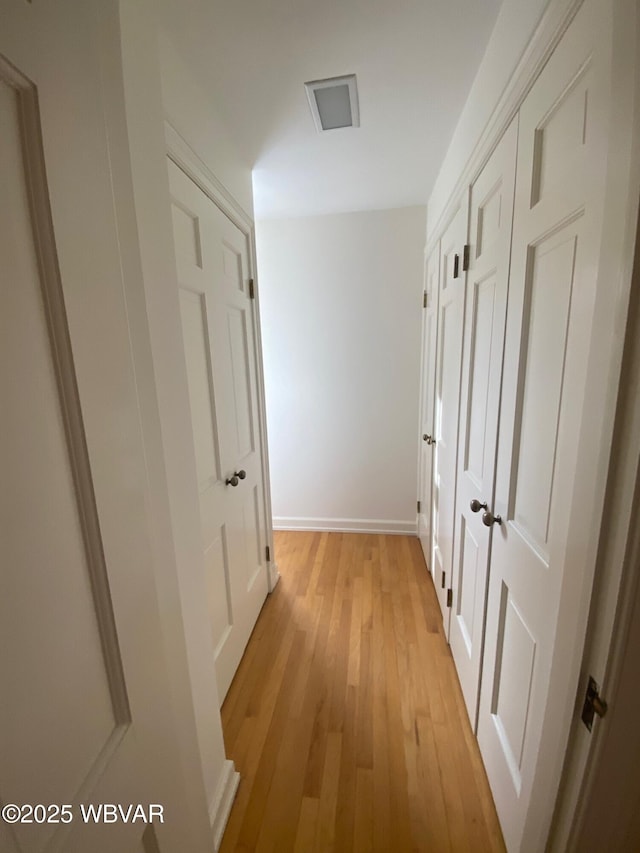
left=416, top=246, right=428, bottom=541
left=165, top=121, right=253, bottom=232
left=427, top=0, right=585, bottom=253
left=165, top=119, right=279, bottom=592
left=209, top=759, right=241, bottom=850
left=416, top=242, right=441, bottom=570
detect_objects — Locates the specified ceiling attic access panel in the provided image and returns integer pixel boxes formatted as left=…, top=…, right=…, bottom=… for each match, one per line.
left=305, top=74, right=360, bottom=132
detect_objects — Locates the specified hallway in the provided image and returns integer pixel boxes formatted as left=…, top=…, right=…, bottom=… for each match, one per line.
left=220, top=532, right=505, bottom=851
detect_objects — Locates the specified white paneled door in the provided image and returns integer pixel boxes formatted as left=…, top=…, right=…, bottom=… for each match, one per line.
left=168, top=161, right=269, bottom=703
left=449, top=119, right=518, bottom=729
left=431, top=200, right=469, bottom=632
left=477, top=1, right=612, bottom=848
left=0, top=3, right=193, bottom=852
left=418, top=244, right=440, bottom=570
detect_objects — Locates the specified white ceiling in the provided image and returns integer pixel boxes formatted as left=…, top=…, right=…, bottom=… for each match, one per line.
left=158, top=0, right=502, bottom=220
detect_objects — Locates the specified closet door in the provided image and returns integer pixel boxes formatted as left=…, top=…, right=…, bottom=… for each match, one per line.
left=169, top=160, right=269, bottom=703
left=477, top=0, right=612, bottom=848
left=431, top=199, right=468, bottom=631
left=449, top=119, right=518, bottom=729
left=418, top=243, right=440, bottom=570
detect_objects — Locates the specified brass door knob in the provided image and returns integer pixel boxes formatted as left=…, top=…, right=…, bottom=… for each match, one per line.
left=482, top=510, right=503, bottom=527
left=470, top=499, right=487, bottom=513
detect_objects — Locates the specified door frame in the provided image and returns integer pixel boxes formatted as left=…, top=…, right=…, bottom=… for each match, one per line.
left=416, top=243, right=439, bottom=568
left=416, top=247, right=428, bottom=550
left=429, top=192, right=470, bottom=636
left=165, top=119, right=279, bottom=593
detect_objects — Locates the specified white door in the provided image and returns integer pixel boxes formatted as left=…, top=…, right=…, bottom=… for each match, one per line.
left=0, top=3, right=195, bottom=852
left=418, top=243, right=440, bottom=570
left=449, top=119, right=518, bottom=728
left=431, top=200, right=469, bottom=631
left=477, top=1, right=612, bottom=848
left=168, top=160, right=269, bottom=704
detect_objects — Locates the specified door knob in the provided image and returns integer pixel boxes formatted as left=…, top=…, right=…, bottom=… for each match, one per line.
left=235, top=470, right=247, bottom=480
left=423, top=434, right=434, bottom=444
left=225, top=475, right=239, bottom=487
left=482, top=510, right=502, bottom=527
left=470, top=499, right=487, bottom=513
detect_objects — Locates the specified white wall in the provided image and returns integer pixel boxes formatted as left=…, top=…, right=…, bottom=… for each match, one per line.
left=157, top=31, right=254, bottom=218
left=256, top=207, right=426, bottom=534
left=428, top=0, right=550, bottom=236
left=117, top=0, right=255, bottom=839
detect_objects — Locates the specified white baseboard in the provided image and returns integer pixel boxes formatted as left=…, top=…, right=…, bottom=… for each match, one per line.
left=209, top=759, right=240, bottom=851
left=273, top=516, right=417, bottom=536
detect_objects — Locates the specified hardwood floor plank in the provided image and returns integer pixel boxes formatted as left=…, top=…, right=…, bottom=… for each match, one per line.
left=294, top=532, right=322, bottom=597
left=347, top=576, right=363, bottom=688
left=355, top=628, right=373, bottom=771
left=353, top=767, right=374, bottom=852
left=254, top=699, right=317, bottom=852
left=314, top=731, right=342, bottom=852
left=381, top=590, right=413, bottom=852
left=219, top=531, right=505, bottom=852
left=301, top=591, right=335, bottom=800
left=328, top=596, right=352, bottom=732
left=233, top=630, right=307, bottom=851
left=371, top=565, right=392, bottom=853
left=293, top=797, right=319, bottom=853
left=333, top=684, right=358, bottom=851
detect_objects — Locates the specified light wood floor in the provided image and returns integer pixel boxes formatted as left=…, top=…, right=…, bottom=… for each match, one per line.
left=220, top=531, right=505, bottom=852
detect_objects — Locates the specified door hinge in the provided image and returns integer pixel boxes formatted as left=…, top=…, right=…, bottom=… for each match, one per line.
left=581, top=675, right=608, bottom=732
left=423, top=290, right=427, bottom=308
left=417, top=500, right=421, bottom=513
left=441, top=570, right=446, bottom=589
left=462, top=244, right=470, bottom=271
left=265, top=545, right=271, bottom=562
left=453, top=253, right=460, bottom=279
left=446, top=588, right=453, bottom=608
left=249, top=278, right=255, bottom=299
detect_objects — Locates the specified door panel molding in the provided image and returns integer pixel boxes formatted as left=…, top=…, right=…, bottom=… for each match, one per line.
left=449, top=117, right=518, bottom=732
left=0, top=56, right=131, bottom=729
left=165, top=120, right=278, bottom=592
